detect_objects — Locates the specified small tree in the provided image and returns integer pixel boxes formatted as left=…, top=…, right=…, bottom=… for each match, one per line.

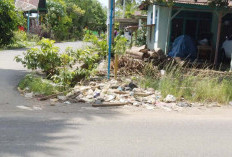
left=0, top=0, right=21, bottom=47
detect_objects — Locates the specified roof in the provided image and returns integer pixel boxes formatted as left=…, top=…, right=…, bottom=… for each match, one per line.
left=15, top=0, right=46, bottom=12
left=139, top=0, right=232, bottom=10
left=15, top=0, right=40, bottom=11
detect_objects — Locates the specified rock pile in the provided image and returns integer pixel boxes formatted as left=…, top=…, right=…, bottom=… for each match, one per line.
left=54, top=78, right=192, bottom=111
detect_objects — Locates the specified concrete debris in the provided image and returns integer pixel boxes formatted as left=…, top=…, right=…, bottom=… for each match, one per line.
left=17, top=105, right=33, bottom=111
left=58, top=78, right=189, bottom=111
left=64, top=101, right=71, bottom=104
left=57, top=95, right=67, bottom=101
left=24, top=92, right=34, bottom=99
left=50, top=98, right=58, bottom=106
left=17, top=105, right=42, bottom=111
left=177, top=102, right=192, bottom=107
left=229, top=101, right=232, bottom=106
left=164, top=95, right=177, bottom=103
left=143, top=104, right=155, bottom=110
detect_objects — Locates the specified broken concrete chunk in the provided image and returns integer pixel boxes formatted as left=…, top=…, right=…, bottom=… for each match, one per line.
left=164, top=95, right=176, bottom=103
left=25, top=92, right=34, bottom=99
left=50, top=98, right=58, bottom=106
left=105, top=95, right=116, bottom=102
left=143, top=104, right=155, bottom=110
left=64, top=101, right=71, bottom=104
left=177, top=102, right=192, bottom=107
left=57, top=95, right=67, bottom=101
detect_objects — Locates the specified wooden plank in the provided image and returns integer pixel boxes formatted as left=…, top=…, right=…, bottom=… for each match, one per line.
left=92, top=102, right=127, bottom=107
left=214, top=12, right=222, bottom=65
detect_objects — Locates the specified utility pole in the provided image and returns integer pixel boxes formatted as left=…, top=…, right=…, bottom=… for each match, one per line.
left=123, top=0, right=126, bottom=18
left=107, top=0, right=115, bottom=79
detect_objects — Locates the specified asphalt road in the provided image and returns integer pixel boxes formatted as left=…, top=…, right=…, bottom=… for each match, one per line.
left=1, top=42, right=232, bottom=157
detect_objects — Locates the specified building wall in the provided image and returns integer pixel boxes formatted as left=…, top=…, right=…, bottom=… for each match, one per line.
left=157, top=6, right=171, bottom=52
left=145, top=4, right=219, bottom=52
left=146, top=5, right=155, bottom=50
left=146, top=5, right=171, bottom=51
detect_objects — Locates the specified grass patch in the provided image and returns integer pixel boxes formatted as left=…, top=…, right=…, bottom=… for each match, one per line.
left=139, top=64, right=232, bottom=104
left=18, top=74, right=62, bottom=95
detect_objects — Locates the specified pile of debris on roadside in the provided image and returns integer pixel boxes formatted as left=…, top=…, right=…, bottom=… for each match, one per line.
left=44, top=77, right=192, bottom=111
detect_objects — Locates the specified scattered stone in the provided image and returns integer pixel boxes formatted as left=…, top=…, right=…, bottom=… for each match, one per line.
left=17, top=105, right=33, bottom=111
left=94, top=93, right=100, bottom=98
left=160, top=70, right=166, bottom=76
left=117, top=86, right=123, bottom=91
left=32, top=106, right=42, bottom=110
left=133, top=101, right=142, bottom=106
left=164, top=95, right=176, bottom=103
left=95, top=99, right=103, bottom=105
left=50, top=98, right=58, bottom=106
left=105, top=95, right=116, bottom=102
left=57, top=95, right=67, bottom=101
left=129, top=82, right=138, bottom=90
left=229, top=101, right=232, bottom=106
left=177, top=102, right=192, bottom=107
left=143, top=104, right=155, bottom=110
left=125, top=87, right=131, bottom=91
left=64, top=101, right=71, bottom=104
left=24, top=92, right=33, bottom=99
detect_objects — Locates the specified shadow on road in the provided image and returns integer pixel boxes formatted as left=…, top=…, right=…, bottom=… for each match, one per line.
left=0, top=68, right=122, bottom=156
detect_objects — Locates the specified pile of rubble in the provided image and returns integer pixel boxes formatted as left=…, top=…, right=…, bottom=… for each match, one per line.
left=49, top=78, right=192, bottom=111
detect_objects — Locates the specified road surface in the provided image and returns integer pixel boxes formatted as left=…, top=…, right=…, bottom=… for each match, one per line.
left=1, top=42, right=232, bottom=157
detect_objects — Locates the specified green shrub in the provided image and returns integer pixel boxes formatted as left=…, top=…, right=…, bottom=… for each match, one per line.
left=15, top=38, right=61, bottom=76
left=114, top=35, right=127, bottom=55
left=84, top=31, right=108, bottom=58
left=135, top=27, right=147, bottom=46
left=0, top=0, right=24, bottom=47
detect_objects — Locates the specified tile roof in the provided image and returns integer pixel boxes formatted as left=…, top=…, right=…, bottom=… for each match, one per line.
left=15, top=0, right=40, bottom=11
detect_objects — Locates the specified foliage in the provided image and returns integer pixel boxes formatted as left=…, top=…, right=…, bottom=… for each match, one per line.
left=15, top=38, right=61, bottom=76
left=52, top=52, right=75, bottom=89
left=114, top=35, right=128, bottom=55
left=135, top=27, right=147, bottom=46
left=116, top=0, right=142, bottom=18
left=45, top=0, right=71, bottom=41
left=8, top=31, right=40, bottom=49
left=42, top=0, right=106, bottom=41
left=18, top=74, right=61, bottom=95
left=84, top=30, right=108, bottom=58
left=10, top=31, right=28, bottom=48
left=0, top=0, right=24, bottom=47
left=139, top=63, right=232, bottom=104
left=74, top=0, right=107, bottom=32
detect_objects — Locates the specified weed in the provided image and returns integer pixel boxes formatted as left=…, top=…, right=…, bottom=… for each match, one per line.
left=18, top=74, right=61, bottom=95
left=138, top=63, right=232, bottom=104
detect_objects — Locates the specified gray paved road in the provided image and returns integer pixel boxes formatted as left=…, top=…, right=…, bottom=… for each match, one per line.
left=1, top=42, right=232, bottom=157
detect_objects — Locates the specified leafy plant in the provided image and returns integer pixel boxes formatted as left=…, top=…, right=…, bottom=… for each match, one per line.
left=15, top=38, right=61, bottom=76
left=114, top=35, right=128, bottom=55
left=0, top=0, right=24, bottom=47
left=84, top=30, right=108, bottom=58
left=135, top=27, right=147, bottom=46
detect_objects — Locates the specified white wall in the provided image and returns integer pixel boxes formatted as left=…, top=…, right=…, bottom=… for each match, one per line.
left=146, top=5, right=155, bottom=50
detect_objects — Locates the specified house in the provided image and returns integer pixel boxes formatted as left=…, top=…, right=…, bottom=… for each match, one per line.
left=139, top=0, right=232, bottom=63
left=15, top=0, right=47, bottom=33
